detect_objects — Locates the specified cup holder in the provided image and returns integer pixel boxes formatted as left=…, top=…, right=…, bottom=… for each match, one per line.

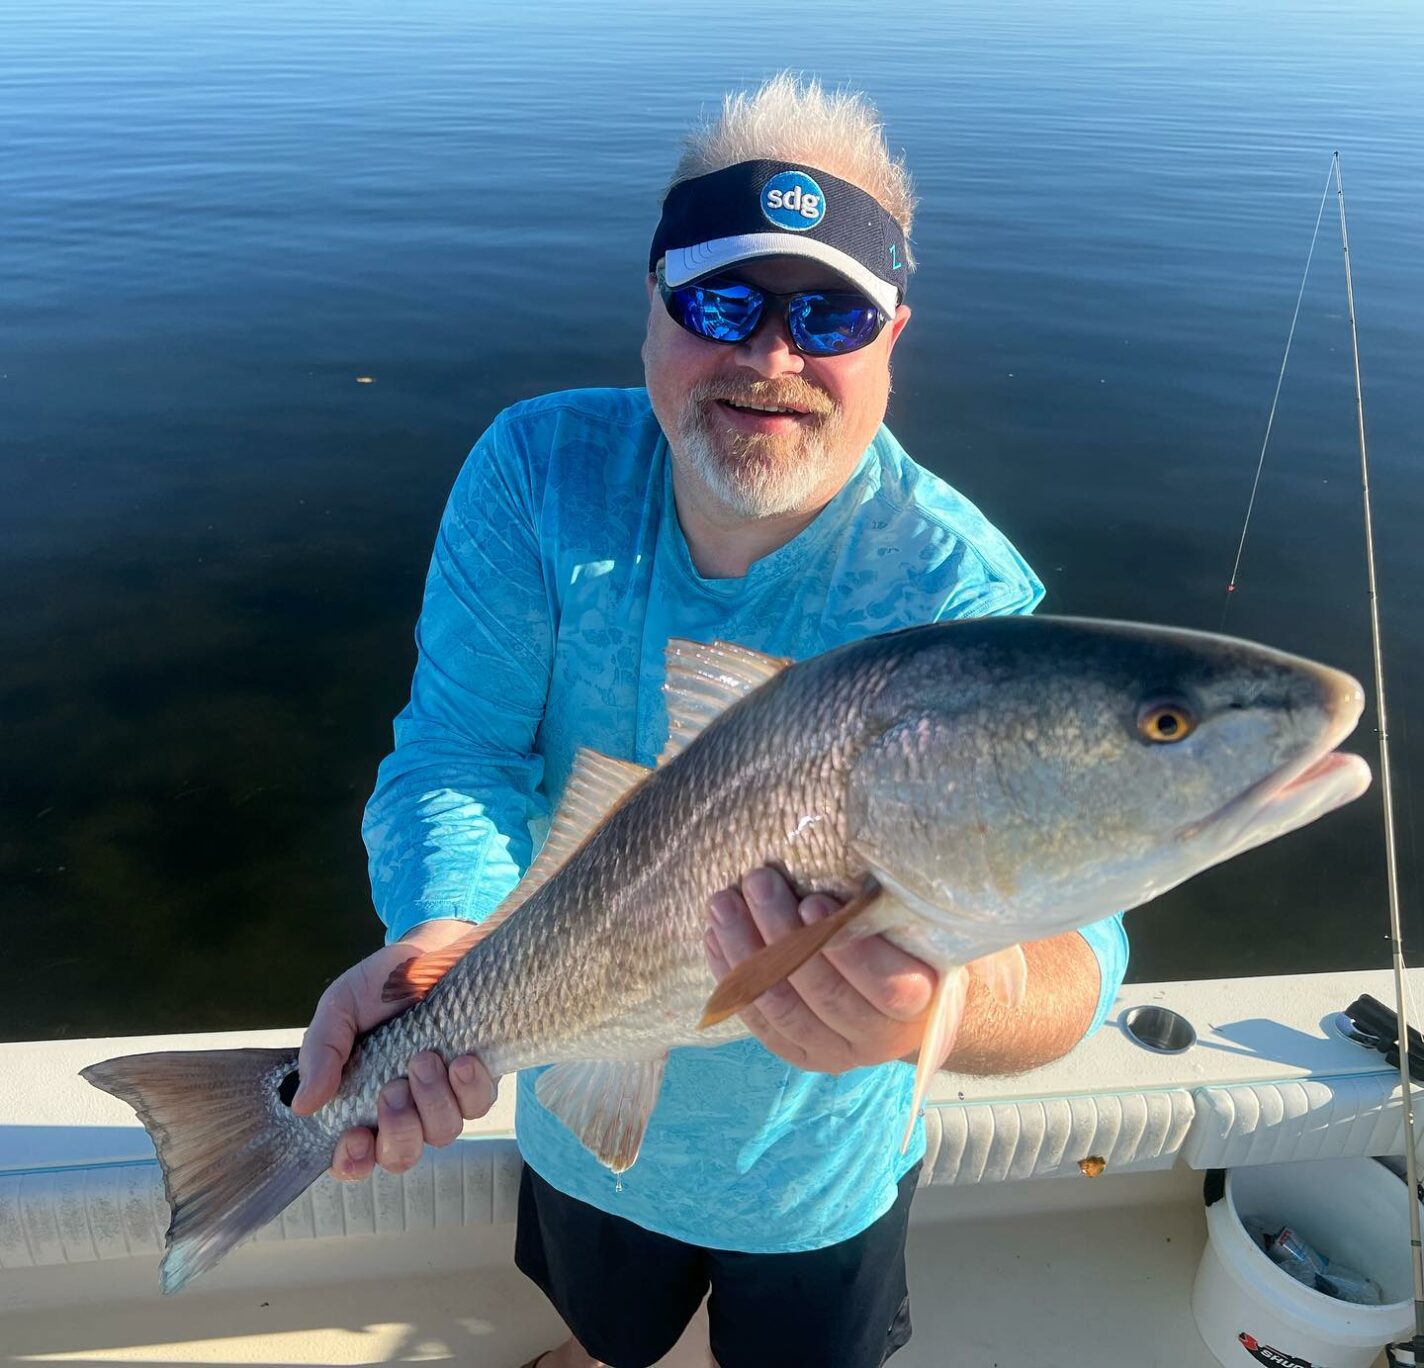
left=1122, top=1004, right=1197, bottom=1054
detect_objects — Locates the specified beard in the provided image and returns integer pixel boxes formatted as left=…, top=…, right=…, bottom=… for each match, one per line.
left=673, top=376, right=846, bottom=519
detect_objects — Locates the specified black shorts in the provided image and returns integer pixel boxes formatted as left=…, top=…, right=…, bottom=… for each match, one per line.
left=514, top=1161, right=919, bottom=1368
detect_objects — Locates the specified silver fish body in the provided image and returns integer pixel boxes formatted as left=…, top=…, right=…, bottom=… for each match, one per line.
left=338, top=615, right=1369, bottom=1084
left=82, top=616, right=1369, bottom=1292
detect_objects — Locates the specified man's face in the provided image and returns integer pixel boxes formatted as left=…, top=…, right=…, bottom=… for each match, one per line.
left=643, top=256, right=911, bottom=519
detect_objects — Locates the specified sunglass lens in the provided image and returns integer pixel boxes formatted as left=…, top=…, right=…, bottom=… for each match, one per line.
left=789, top=294, right=884, bottom=356
left=669, top=281, right=764, bottom=343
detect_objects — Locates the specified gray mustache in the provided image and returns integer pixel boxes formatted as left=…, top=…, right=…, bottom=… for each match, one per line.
left=692, top=382, right=834, bottom=417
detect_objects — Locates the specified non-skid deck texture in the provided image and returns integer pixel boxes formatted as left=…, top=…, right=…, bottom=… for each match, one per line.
left=0, top=1194, right=1263, bottom=1368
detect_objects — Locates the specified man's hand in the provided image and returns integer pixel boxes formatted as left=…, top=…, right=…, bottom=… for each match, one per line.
left=291, top=918, right=497, bottom=1181
left=705, top=868, right=937, bottom=1073
left=705, top=868, right=1102, bottom=1076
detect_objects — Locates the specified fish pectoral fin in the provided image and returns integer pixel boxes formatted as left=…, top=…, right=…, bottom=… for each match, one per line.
left=966, top=944, right=1029, bottom=1009
left=697, top=879, right=883, bottom=1030
left=535, top=1055, right=668, bottom=1174
left=380, top=922, right=495, bottom=1005
left=902, top=965, right=970, bottom=1153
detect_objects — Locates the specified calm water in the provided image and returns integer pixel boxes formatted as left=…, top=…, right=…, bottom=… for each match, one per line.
left=2, top=1, right=1422, bottom=1040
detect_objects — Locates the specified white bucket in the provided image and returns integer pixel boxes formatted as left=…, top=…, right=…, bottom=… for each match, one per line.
left=1192, top=1158, right=1418, bottom=1368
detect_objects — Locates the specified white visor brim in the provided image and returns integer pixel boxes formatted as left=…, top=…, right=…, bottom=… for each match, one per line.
left=662, top=234, right=899, bottom=317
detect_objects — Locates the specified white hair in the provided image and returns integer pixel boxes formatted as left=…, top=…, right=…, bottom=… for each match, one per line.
left=668, top=73, right=916, bottom=266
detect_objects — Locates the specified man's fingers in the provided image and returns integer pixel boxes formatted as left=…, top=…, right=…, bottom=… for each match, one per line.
left=789, top=894, right=893, bottom=1037
left=824, top=931, right=937, bottom=1023
left=709, top=887, right=766, bottom=960
left=707, top=898, right=857, bottom=1073
left=705, top=928, right=730, bottom=980
left=740, top=873, right=876, bottom=1058
left=407, top=1053, right=465, bottom=1148
left=709, top=889, right=800, bottom=1025
left=736, top=1000, right=816, bottom=1071
left=293, top=987, right=359, bottom=1115
left=374, top=1078, right=426, bottom=1174
left=292, top=1038, right=347, bottom=1115
left=741, top=867, right=803, bottom=941
left=450, top=1056, right=498, bottom=1119
left=330, top=1128, right=375, bottom=1183
left=295, top=943, right=424, bottom=1117
left=708, top=936, right=816, bottom=1068
left=714, top=872, right=823, bottom=1028
left=328, top=1052, right=495, bottom=1186
left=784, top=942, right=897, bottom=1043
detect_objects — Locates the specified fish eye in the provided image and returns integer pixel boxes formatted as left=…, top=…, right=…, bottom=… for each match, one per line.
left=1137, top=700, right=1196, bottom=744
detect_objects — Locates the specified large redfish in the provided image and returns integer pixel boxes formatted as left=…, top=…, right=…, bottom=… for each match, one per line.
left=83, top=617, right=1370, bottom=1293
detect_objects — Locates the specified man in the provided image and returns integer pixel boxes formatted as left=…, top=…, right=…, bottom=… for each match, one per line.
left=293, top=75, right=1128, bottom=1368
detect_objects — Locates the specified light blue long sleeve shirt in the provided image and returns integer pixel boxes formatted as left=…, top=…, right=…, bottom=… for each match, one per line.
left=364, top=387, right=1129, bottom=1253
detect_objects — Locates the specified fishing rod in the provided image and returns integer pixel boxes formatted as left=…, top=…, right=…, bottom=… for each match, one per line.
left=1222, top=152, right=1422, bottom=1362
left=1332, top=148, right=1424, bottom=1368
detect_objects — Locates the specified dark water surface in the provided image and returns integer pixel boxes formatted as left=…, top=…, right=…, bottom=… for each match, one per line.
left=2, top=1, right=1422, bottom=1039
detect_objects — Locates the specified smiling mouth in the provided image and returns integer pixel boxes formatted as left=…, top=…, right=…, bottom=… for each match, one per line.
left=717, top=399, right=813, bottom=418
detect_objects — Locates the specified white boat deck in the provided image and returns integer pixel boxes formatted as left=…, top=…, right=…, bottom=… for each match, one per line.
left=0, top=1173, right=1219, bottom=1366
left=1, top=968, right=1414, bottom=1366
left=7, top=1174, right=1389, bottom=1367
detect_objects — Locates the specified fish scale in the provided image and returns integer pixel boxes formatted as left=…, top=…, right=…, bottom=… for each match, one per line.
left=81, top=617, right=1370, bottom=1293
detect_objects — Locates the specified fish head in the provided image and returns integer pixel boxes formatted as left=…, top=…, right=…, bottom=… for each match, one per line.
left=846, top=618, right=1370, bottom=944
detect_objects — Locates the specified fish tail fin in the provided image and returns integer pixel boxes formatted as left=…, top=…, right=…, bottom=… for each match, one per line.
left=81, top=1047, right=333, bottom=1294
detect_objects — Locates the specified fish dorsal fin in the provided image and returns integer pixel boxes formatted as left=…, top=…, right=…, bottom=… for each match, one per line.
left=498, top=748, right=652, bottom=914
left=658, top=638, right=790, bottom=766
left=384, top=748, right=651, bottom=1006
left=536, top=1054, right=669, bottom=1173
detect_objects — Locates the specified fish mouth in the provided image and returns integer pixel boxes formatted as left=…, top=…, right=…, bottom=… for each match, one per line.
left=1253, top=749, right=1373, bottom=833
left=1189, top=667, right=1371, bottom=854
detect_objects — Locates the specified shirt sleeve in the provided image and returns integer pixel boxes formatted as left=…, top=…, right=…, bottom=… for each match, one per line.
left=1078, top=913, right=1129, bottom=1035
left=362, top=412, right=555, bottom=943
left=934, top=542, right=1044, bottom=622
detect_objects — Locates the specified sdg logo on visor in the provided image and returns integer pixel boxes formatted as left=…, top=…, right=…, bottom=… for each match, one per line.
left=760, top=170, right=826, bottom=231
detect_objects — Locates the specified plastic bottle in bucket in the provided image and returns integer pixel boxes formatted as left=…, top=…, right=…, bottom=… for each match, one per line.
left=1192, top=1158, right=1419, bottom=1368
left=1242, top=1218, right=1386, bottom=1305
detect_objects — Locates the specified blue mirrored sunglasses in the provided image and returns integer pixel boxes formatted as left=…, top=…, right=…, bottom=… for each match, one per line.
left=659, top=272, right=888, bottom=357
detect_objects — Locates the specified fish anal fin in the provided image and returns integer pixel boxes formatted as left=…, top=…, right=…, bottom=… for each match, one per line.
left=967, top=944, right=1029, bottom=1009
left=698, top=879, right=883, bottom=1029
left=535, top=1056, right=668, bottom=1173
left=902, top=965, right=970, bottom=1153
left=380, top=921, right=496, bottom=1005
left=658, top=639, right=790, bottom=765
